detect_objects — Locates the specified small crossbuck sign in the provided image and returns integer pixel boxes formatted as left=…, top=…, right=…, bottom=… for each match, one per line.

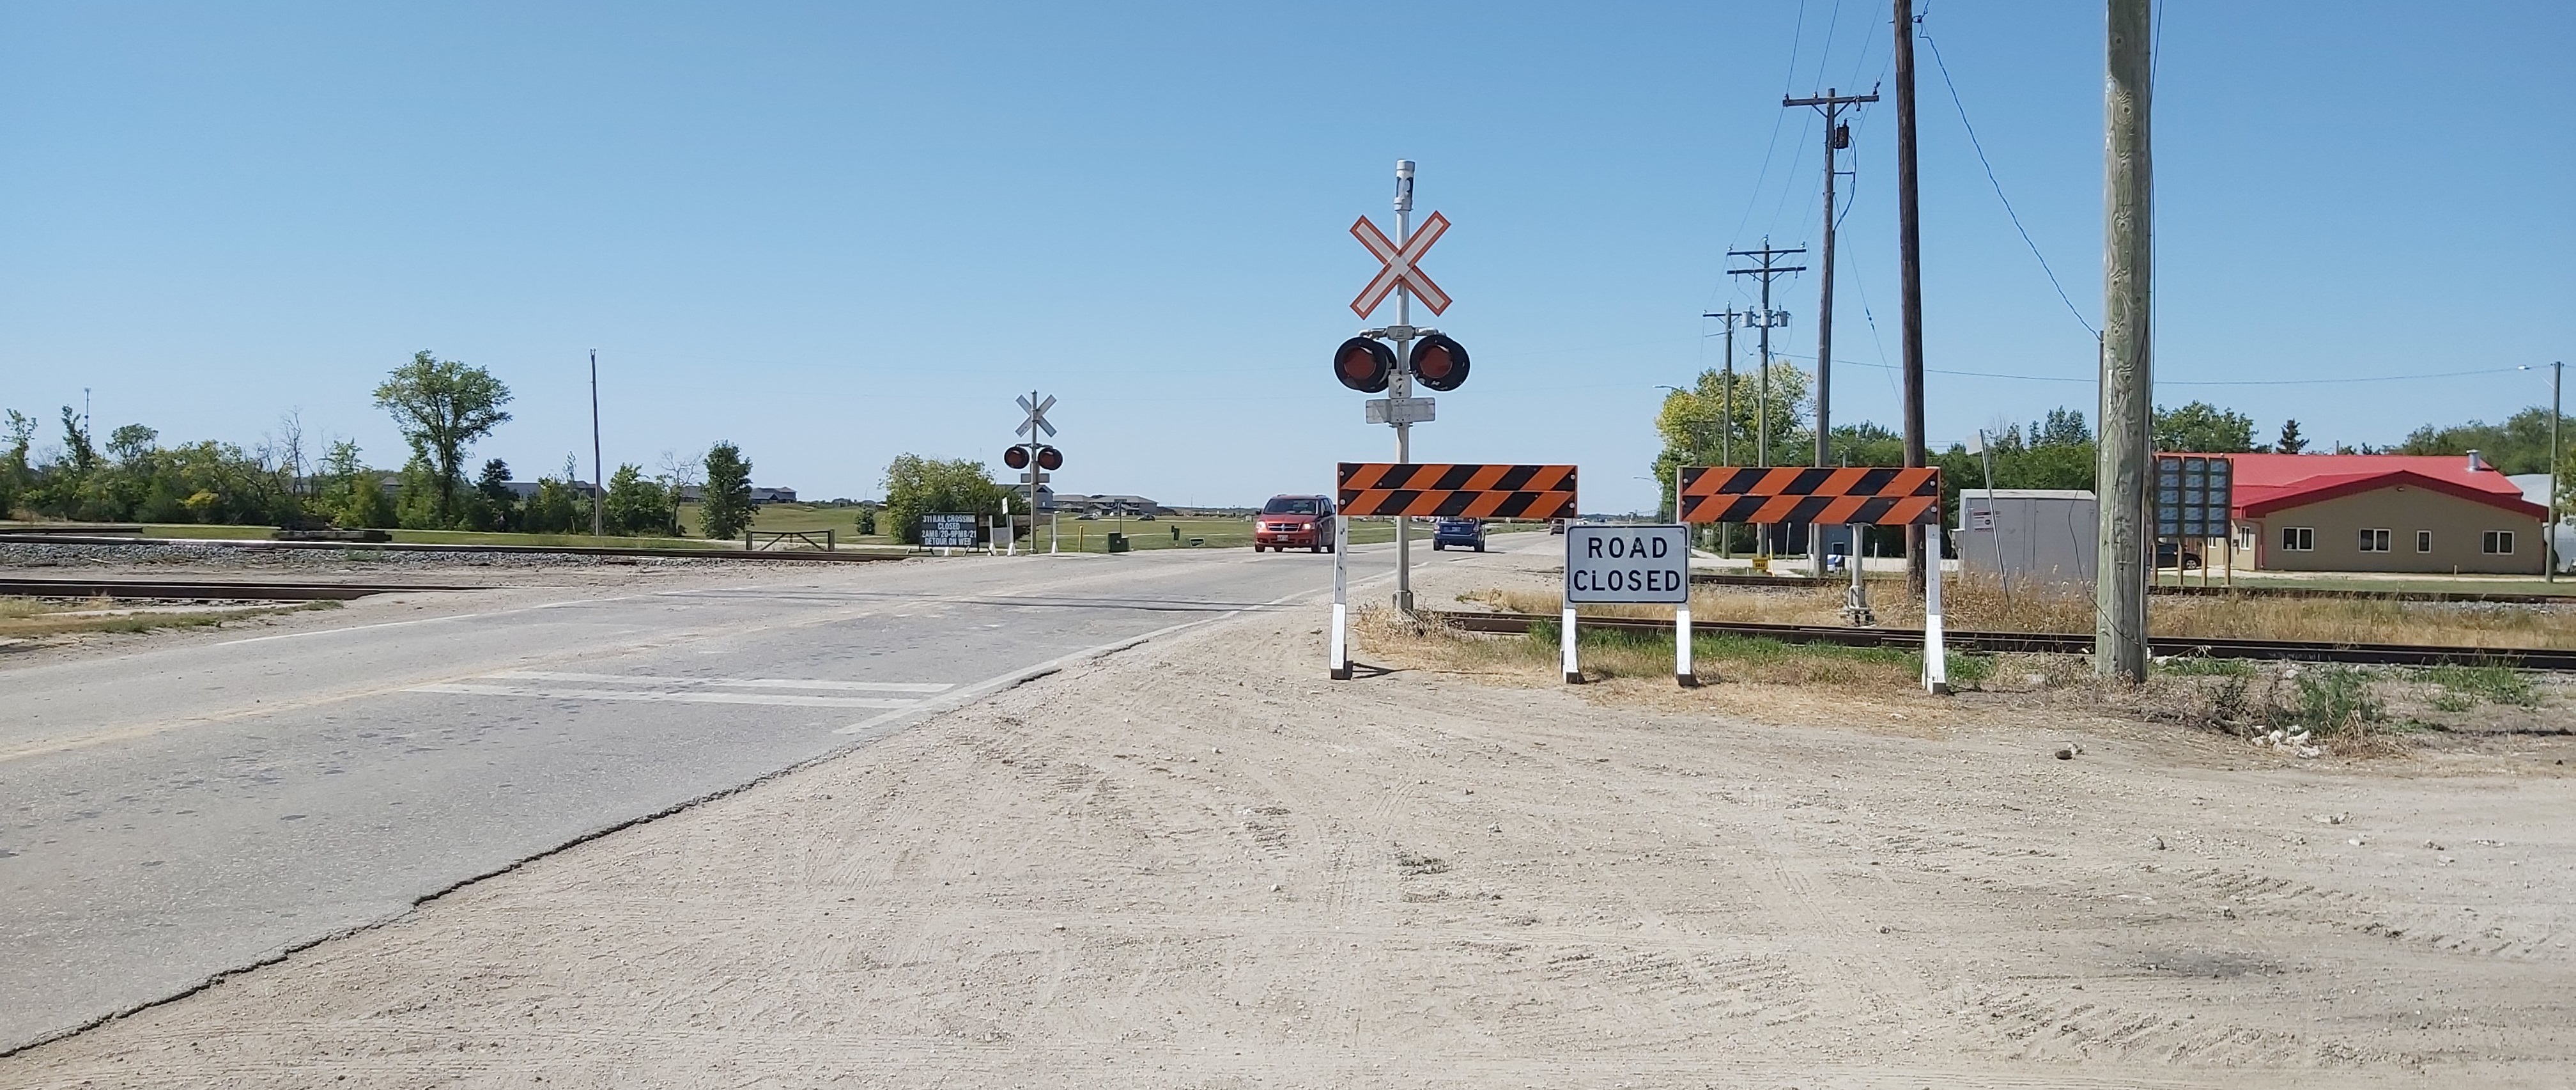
left=1350, top=211, right=1452, bottom=318
left=1016, top=393, right=1057, bottom=438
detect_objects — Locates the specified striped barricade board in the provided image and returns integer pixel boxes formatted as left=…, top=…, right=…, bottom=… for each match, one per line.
left=1676, top=466, right=1941, bottom=526
left=1336, top=463, right=1578, bottom=520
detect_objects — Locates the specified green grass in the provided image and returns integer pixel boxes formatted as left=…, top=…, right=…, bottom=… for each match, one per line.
left=2226, top=573, right=2576, bottom=598
left=2157, top=656, right=2257, bottom=677
left=1523, top=618, right=1993, bottom=685
left=2415, top=664, right=2540, bottom=708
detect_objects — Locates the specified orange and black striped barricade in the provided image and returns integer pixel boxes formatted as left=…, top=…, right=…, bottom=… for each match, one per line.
left=1676, top=465, right=1952, bottom=693
left=1329, top=463, right=1578, bottom=679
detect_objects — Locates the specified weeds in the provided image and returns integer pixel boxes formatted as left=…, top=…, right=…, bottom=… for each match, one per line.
left=2157, top=656, right=2255, bottom=677
left=2283, top=667, right=2384, bottom=736
left=2416, top=664, right=2538, bottom=708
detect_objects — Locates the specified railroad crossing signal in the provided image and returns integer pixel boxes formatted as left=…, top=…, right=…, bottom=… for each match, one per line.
left=1334, top=337, right=1396, bottom=393
left=1350, top=210, right=1451, bottom=317
left=1409, top=333, right=1469, bottom=392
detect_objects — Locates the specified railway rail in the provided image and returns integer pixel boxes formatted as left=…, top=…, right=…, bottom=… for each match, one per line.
left=0, top=577, right=494, bottom=602
left=1422, top=609, right=2576, bottom=672
left=1686, top=570, right=2574, bottom=605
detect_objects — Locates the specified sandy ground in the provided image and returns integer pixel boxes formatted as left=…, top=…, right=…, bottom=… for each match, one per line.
left=6, top=542, right=2573, bottom=1088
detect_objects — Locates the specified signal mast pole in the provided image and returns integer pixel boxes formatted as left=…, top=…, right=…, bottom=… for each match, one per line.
left=1392, top=160, right=1417, bottom=613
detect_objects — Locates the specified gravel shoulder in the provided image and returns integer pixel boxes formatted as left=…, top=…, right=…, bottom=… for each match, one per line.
left=6, top=568, right=2570, bottom=1087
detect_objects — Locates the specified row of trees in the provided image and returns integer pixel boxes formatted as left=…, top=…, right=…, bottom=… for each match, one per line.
left=3, top=351, right=762, bottom=538
left=1649, top=370, right=2576, bottom=527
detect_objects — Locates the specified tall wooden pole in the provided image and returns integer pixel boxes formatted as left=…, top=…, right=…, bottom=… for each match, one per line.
left=1893, top=0, right=1928, bottom=596
left=2097, top=0, right=2153, bottom=681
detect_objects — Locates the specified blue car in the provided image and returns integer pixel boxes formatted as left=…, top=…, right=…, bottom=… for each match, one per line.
left=1431, top=518, right=1485, bottom=552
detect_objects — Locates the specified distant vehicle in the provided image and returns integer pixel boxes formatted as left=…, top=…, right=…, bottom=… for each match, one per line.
left=1549, top=518, right=1568, bottom=535
left=1254, top=495, right=1336, bottom=553
left=2156, top=540, right=2204, bottom=570
left=1431, top=518, right=1485, bottom=552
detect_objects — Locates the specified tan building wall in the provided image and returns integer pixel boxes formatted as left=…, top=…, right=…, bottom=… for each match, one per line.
left=2240, top=485, right=2540, bottom=575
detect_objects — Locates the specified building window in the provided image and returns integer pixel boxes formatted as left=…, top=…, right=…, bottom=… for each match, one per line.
left=2359, top=529, right=2391, bottom=552
left=2484, top=531, right=2516, bottom=555
left=2281, top=527, right=2314, bottom=552
left=2418, top=530, right=2432, bottom=553
left=2238, top=525, right=2257, bottom=549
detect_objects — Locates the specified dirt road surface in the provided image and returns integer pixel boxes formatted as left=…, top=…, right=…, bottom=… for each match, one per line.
left=6, top=557, right=2572, bottom=1087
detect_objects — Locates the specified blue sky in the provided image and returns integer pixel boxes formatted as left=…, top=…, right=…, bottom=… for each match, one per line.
left=3, top=1, right=2568, bottom=512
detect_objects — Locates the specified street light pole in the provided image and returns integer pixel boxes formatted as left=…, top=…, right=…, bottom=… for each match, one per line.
left=589, top=348, right=605, bottom=538
left=2550, top=361, right=2564, bottom=582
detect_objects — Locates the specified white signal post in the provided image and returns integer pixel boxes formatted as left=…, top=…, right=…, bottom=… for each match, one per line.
left=1013, top=391, right=1057, bottom=554
left=1348, top=159, right=1456, bottom=614
left=1923, top=550, right=1948, bottom=694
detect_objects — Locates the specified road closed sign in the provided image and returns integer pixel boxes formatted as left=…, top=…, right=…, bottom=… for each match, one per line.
left=1564, top=524, right=1690, bottom=603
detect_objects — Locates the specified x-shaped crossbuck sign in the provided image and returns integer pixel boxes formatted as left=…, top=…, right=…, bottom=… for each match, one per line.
left=1349, top=210, right=1452, bottom=318
left=1016, top=393, right=1056, bottom=438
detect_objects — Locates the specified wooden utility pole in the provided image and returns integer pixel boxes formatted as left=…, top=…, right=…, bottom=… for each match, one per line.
left=1786, top=86, right=1878, bottom=578
left=2097, top=0, right=2153, bottom=680
left=1728, top=243, right=1806, bottom=559
left=1893, top=0, right=1929, bottom=596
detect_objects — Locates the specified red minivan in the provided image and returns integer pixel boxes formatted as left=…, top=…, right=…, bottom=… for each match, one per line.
left=1253, top=495, right=1336, bottom=553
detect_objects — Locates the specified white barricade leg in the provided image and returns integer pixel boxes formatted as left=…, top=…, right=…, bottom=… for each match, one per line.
left=1675, top=604, right=1697, bottom=687
left=1330, top=517, right=1350, bottom=680
left=1924, top=560, right=1950, bottom=695
left=1561, top=605, right=1580, bottom=684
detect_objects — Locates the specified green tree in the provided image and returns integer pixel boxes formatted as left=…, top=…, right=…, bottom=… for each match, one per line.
left=1648, top=363, right=1816, bottom=513
left=2151, top=401, right=2258, bottom=453
left=700, top=442, right=755, bottom=540
left=316, top=440, right=396, bottom=528
left=470, top=458, right=519, bottom=531
left=2395, top=406, right=2571, bottom=474
left=604, top=462, right=677, bottom=537
left=394, top=455, right=443, bottom=529
left=372, top=351, right=514, bottom=527
left=523, top=476, right=582, bottom=533
left=2033, top=407, right=2092, bottom=448
left=881, top=454, right=1009, bottom=545
left=2274, top=419, right=2308, bottom=455
left=0, top=410, right=37, bottom=517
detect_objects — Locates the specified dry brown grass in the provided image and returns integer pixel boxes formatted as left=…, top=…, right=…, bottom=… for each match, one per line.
left=0, top=598, right=333, bottom=638
left=1456, top=575, right=2576, bottom=650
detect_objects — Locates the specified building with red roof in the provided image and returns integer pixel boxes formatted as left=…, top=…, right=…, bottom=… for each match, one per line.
left=2212, top=451, right=2545, bottom=575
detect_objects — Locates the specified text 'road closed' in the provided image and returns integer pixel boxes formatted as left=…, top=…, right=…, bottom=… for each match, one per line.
left=1563, top=524, right=1690, bottom=604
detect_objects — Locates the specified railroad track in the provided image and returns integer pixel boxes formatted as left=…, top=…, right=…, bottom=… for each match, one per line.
left=1687, top=570, right=2575, bottom=605
left=1422, top=609, right=2576, bottom=671
left=0, top=577, right=492, bottom=602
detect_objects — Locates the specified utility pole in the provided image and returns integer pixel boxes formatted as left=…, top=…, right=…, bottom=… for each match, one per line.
left=1700, top=306, right=1754, bottom=557
left=1786, top=86, right=1878, bottom=578
left=1728, top=242, right=1805, bottom=561
left=2550, top=361, right=2564, bottom=582
left=589, top=348, right=605, bottom=538
left=1893, top=0, right=1931, bottom=596
left=2097, top=0, right=2154, bottom=681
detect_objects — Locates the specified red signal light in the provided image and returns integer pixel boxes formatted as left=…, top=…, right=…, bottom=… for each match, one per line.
left=1003, top=446, right=1031, bottom=470
left=1334, top=336, right=1395, bottom=393
left=1410, top=333, right=1470, bottom=392
left=1036, top=446, right=1062, bottom=471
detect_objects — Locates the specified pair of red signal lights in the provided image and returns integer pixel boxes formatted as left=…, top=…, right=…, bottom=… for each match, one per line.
left=1333, top=334, right=1470, bottom=394
left=1002, top=444, right=1063, bottom=471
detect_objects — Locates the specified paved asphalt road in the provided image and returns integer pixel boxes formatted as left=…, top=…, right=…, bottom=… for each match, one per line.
left=1, top=538, right=1536, bottom=1050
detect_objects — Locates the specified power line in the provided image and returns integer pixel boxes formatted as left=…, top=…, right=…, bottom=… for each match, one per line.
left=1918, top=22, right=2097, bottom=338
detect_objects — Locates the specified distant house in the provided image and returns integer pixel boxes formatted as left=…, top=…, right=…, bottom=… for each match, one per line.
left=673, top=485, right=799, bottom=505
left=1049, top=493, right=1170, bottom=518
left=2508, top=474, right=2574, bottom=574
left=2219, top=452, right=2545, bottom=575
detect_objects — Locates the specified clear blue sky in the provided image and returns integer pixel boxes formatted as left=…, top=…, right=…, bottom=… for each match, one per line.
left=4, top=1, right=2568, bottom=512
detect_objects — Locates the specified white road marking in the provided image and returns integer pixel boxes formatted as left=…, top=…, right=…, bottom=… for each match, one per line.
left=482, top=671, right=953, bottom=693
left=409, top=683, right=920, bottom=709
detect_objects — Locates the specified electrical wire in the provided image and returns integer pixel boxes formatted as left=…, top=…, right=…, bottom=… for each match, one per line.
left=1918, top=21, right=2099, bottom=338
